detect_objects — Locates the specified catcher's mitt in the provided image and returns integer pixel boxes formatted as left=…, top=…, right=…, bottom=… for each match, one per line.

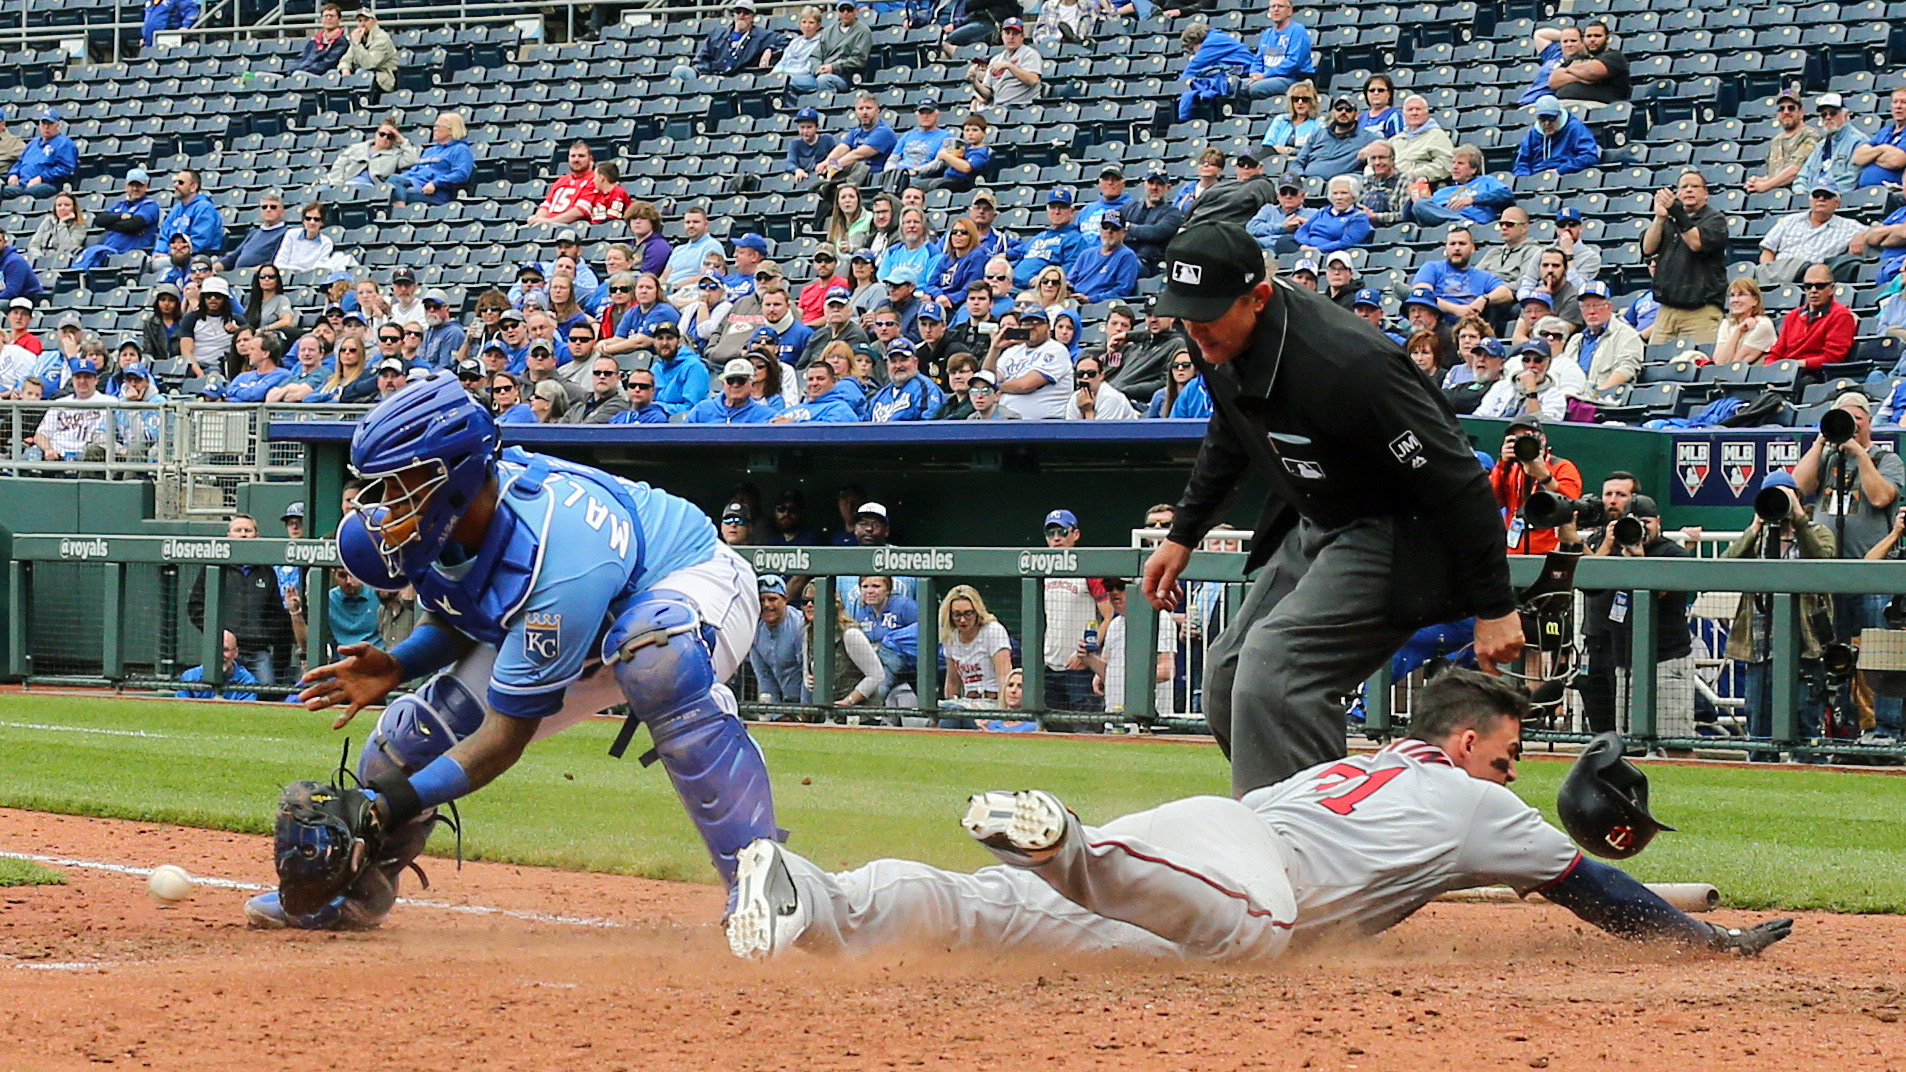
left=273, top=780, right=386, bottom=916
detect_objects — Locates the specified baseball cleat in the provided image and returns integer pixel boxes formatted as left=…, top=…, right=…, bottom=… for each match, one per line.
left=244, top=892, right=289, bottom=930
left=726, top=838, right=807, bottom=960
left=962, top=790, right=1068, bottom=863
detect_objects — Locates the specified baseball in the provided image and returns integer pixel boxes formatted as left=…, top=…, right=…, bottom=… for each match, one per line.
left=146, top=864, right=196, bottom=903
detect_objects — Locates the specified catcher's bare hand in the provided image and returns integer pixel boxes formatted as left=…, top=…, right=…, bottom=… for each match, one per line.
left=299, top=643, right=404, bottom=729
left=1709, top=918, right=1794, bottom=956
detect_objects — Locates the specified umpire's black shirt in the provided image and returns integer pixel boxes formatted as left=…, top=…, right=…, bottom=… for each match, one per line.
left=1168, top=277, right=1517, bottom=620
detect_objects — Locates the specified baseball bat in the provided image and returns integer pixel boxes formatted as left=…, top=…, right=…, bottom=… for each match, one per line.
left=1435, top=882, right=1720, bottom=912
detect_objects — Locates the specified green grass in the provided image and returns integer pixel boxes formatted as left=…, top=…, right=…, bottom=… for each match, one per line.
left=2, top=693, right=1904, bottom=911
left=0, top=858, right=65, bottom=887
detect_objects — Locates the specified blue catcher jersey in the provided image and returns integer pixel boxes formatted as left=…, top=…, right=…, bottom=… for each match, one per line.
left=407, top=448, right=720, bottom=717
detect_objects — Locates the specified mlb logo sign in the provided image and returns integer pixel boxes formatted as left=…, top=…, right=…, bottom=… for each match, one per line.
left=523, top=613, right=562, bottom=663
left=1171, top=261, right=1203, bottom=285
left=1676, top=441, right=1710, bottom=498
left=1766, top=438, right=1801, bottom=478
left=1721, top=441, right=1757, bottom=497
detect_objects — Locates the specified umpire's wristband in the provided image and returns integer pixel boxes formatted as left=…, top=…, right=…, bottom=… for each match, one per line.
left=368, top=769, right=425, bottom=830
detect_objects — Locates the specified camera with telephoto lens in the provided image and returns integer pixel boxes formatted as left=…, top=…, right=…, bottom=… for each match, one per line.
left=1512, top=433, right=1544, bottom=462
left=1821, top=407, right=1857, bottom=446
left=1523, top=489, right=1606, bottom=530
left=1612, top=514, right=1646, bottom=549
left=1754, top=485, right=1795, bottom=524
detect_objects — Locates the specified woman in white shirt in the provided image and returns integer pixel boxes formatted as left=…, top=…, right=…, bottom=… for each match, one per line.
left=274, top=201, right=336, bottom=274
left=1711, top=277, right=1778, bottom=365
left=939, top=584, right=1014, bottom=707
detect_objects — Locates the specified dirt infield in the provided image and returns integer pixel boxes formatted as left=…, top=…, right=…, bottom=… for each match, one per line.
left=2, top=808, right=1903, bottom=1072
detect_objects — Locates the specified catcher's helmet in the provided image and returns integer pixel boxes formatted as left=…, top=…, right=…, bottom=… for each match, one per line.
left=349, top=372, right=498, bottom=579
left=1556, top=732, right=1675, bottom=859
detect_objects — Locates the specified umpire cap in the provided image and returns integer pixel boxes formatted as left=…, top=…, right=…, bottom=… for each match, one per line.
left=1556, top=732, right=1676, bottom=859
left=1153, top=222, right=1267, bottom=322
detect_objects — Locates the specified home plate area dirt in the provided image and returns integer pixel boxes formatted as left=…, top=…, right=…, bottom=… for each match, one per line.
left=0, top=809, right=1902, bottom=1072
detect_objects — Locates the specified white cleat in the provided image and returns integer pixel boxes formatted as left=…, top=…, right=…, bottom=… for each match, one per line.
left=726, top=839, right=807, bottom=960
left=962, top=790, right=1068, bottom=863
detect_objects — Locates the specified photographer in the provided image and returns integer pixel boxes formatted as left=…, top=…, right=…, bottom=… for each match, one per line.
left=983, top=307, right=1071, bottom=419
left=1793, top=392, right=1904, bottom=739
left=1489, top=416, right=1583, bottom=556
left=1577, top=471, right=1640, bottom=733
left=1597, top=495, right=1698, bottom=741
left=1725, top=472, right=1836, bottom=759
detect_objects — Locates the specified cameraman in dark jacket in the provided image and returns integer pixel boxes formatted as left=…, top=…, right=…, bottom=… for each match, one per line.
left=1726, top=471, right=1836, bottom=758
left=1140, top=222, right=1521, bottom=796
left=1593, top=494, right=1697, bottom=742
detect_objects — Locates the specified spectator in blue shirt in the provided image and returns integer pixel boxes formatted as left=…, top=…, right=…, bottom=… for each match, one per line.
left=1516, top=27, right=1567, bottom=106
left=608, top=367, right=672, bottom=424
left=919, top=113, right=994, bottom=194
left=647, top=322, right=711, bottom=416
left=151, top=169, right=225, bottom=259
left=1407, top=145, right=1516, bottom=227
left=1512, top=96, right=1601, bottom=177
left=390, top=112, right=475, bottom=205
left=327, top=569, right=380, bottom=651
left=1413, top=225, right=1515, bottom=322
left=880, top=100, right=955, bottom=193
left=685, top=358, right=779, bottom=423
left=749, top=575, right=809, bottom=705
left=1176, top=23, right=1255, bottom=121
left=141, top=0, right=199, bottom=48
left=1797, top=93, right=1865, bottom=193
left=217, top=329, right=293, bottom=401
left=289, top=3, right=350, bottom=75
left=1012, top=188, right=1089, bottom=287
left=1076, top=167, right=1135, bottom=232
left=176, top=630, right=260, bottom=701
left=1293, top=175, right=1374, bottom=254
left=4, top=109, right=77, bottom=200
left=1066, top=211, right=1141, bottom=303
left=1242, top=0, right=1314, bottom=99
left=784, top=107, right=837, bottom=181
left=812, top=94, right=898, bottom=227
left=772, top=361, right=863, bottom=423
left=866, top=338, right=944, bottom=421
left=418, top=288, right=466, bottom=369
left=1245, top=175, right=1311, bottom=253
left=1853, top=87, right=1906, bottom=188
left=71, top=169, right=161, bottom=271
left=0, top=232, right=46, bottom=304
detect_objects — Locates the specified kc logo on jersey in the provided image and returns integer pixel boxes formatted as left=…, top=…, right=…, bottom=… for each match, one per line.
left=523, top=613, right=562, bottom=663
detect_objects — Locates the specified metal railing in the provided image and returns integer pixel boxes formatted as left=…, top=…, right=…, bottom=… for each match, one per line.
left=9, top=535, right=1906, bottom=756
left=0, top=399, right=364, bottom=516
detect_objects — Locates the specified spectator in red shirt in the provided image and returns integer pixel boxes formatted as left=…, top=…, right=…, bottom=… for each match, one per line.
left=3, top=297, right=41, bottom=354
left=1764, top=261, right=1857, bottom=381
left=529, top=141, right=597, bottom=224
left=797, top=244, right=848, bottom=325
left=582, top=162, right=636, bottom=229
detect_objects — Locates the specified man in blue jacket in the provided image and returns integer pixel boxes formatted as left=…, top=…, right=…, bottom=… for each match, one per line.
left=865, top=339, right=943, bottom=421
left=71, top=169, right=160, bottom=271
left=1176, top=23, right=1255, bottom=121
left=1407, top=145, right=1515, bottom=227
left=677, top=0, right=777, bottom=79
left=1242, top=0, right=1314, bottom=99
left=1512, top=96, right=1600, bottom=177
left=141, top=0, right=199, bottom=48
left=772, top=361, right=862, bottom=423
left=1012, top=189, right=1088, bottom=287
left=684, top=358, right=779, bottom=424
left=1067, top=211, right=1142, bottom=304
left=4, top=109, right=77, bottom=199
left=1125, top=167, right=1187, bottom=275
left=1295, top=98, right=1379, bottom=181
left=390, top=113, right=475, bottom=205
left=151, top=169, right=225, bottom=261
left=649, top=322, right=711, bottom=416
left=0, top=232, right=45, bottom=304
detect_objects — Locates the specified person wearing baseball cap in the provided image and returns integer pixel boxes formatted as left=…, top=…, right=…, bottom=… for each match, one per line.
left=5, top=107, right=74, bottom=200
left=1294, top=96, right=1380, bottom=181
left=676, top=0, right=775, bottom=81
left=1128, top=166, right=1187, bottom=274
left=1747, top=91, right=1818, bottom=195
left=1076, top=166, right=1134, bottom=233
left=1512, top=95, right=1600, bottom=178
left=1144, top=220, right=1524, bottom=797
left=72, top=168, right=161, bottom=271
left=1349, top=287, right=1402, bottom=342
left=1012, top=188, right=1089, bottom=288
left=1799, top=93, right=1861, bottom=194
left=1069, top=209, right=1140, bottom=303
left=967, top=16, right=1039, bottom=110
left=1560, top=279, right=1643, bottom=398
left=878, top=100, right=949, bottom=191
left=787, top=107, right=832, bottom=182
left=1754, top=182, right=1859, bottom=287
left=864, top=335, right=943, bottom=422
left=684, top=357, right=777, bottom=424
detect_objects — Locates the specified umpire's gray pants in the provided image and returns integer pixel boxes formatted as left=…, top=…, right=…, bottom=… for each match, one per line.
left=1203, top=517, right=1415, bottom=797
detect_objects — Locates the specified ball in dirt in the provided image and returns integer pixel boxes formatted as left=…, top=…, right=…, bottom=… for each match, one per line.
left=146, top=864, right=196, bottom=903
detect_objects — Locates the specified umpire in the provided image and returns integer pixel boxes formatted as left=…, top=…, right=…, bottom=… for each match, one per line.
left=1141, top=221, right=1525, bottom=796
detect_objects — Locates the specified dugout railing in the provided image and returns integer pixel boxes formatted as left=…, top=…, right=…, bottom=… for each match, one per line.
left=8, top=535, right=1906, bottom=756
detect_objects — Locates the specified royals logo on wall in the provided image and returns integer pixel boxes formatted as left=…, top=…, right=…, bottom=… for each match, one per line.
left=1676, top=441, right=1710, bottom=498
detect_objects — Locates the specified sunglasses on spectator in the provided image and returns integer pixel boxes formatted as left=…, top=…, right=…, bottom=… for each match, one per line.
left=610, top=285, right=633, bottom=293
left=985, top=273, right=1010, bottom=280
left=1802, top=281, right=1836, bottom=290
left=493, top=383, right=517, bottom=392
left=1537, top=331, right=1565, bottom=340
left=404, top=329, right=422, bottom=337
left=699, top=282, right=722, bottom=290
left=305, top=215, right=323, bottom=222
left=258, top=271, right=279, bottom=279
left=1777, top=104, right=1800, bottom=112
left=874, top=319, right=898, bottom=327
left=340, top=344, right=363, bottom=352
left=569, top=333, right=593, bottom=342
left=951, top=608, right=978, bottom=619
left=1077, top=368, right=1101, bottom=379
left=970, top=383, right=996, bottom=395
left=379, top=333, right=401, bottom=342
left=1169, top=361, right=1194, bottom=370
left=627, top=380, right=655, bottom=390
left=593, top=368, right=620, bottom=376
left=458, top=371, right=482, bottom=381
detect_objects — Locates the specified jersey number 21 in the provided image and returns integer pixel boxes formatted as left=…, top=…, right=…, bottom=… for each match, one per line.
left=1309, top=764, right=1404, bottom=816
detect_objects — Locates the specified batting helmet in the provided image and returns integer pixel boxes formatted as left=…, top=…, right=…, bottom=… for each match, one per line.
left=1556, top=732, right=1675, bottom=859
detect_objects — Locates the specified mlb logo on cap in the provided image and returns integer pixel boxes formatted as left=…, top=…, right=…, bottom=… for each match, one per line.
left=1172, top=262, right=1203, bottom=285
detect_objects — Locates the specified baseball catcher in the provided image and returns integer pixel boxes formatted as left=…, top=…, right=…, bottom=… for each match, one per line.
left=727, top=669, right=1793, bottom=963
left=248, top=372, right=781, bottom=929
